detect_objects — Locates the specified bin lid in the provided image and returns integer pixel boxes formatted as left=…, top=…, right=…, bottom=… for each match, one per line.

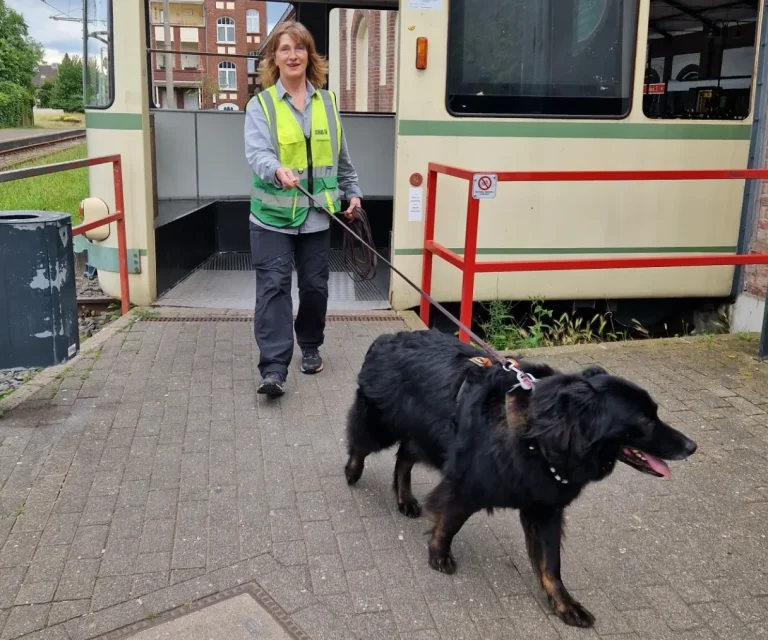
left=0, top=211, right=70, bottom=226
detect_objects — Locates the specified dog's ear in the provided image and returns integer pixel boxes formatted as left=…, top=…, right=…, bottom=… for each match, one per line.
left=524, top=374, right=610, bottom=471
left=580, top=365, right=608, bottom=378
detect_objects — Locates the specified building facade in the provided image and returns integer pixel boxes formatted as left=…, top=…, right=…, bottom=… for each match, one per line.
left=328, top=8, right=398, bottom=113
left=148, top=0, right=267, bottom=111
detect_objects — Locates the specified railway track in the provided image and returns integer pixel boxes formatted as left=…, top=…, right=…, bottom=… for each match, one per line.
left=77, top=296, right=120, bottom=314
left=0, top=131, right=86, bottom=169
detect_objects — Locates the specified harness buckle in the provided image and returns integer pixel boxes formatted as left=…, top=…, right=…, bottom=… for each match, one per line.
left=504, top=358, right=536, bottom=392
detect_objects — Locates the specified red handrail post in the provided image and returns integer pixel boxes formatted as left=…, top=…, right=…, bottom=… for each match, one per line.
left=459, top=183, right=480, bottom=344
left=113, top=157, right=130, bottom=315
left=420, top=166, right=438, bottom=327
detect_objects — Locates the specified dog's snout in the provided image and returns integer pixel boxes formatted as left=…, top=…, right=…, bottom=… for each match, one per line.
left=683, top=438, right=697, bottom=457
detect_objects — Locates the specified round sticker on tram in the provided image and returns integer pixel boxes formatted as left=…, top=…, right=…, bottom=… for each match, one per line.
left=409, top=173, right=423, bottom=187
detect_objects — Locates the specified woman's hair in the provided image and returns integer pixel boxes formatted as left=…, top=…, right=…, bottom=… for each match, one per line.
left=258, top=21, right=329, bottom=89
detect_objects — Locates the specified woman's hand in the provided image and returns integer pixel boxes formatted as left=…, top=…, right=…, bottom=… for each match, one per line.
left=275, top=167, right=299, bottom=189
left=344, top=197, right=362, bottom=222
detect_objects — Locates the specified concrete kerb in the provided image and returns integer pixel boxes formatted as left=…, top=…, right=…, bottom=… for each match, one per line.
left=0, top=307, right=139, bottom=414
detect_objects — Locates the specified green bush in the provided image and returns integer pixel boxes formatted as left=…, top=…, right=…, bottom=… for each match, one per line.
left=36, top=79, right=54, bottom=107
left=0, top=80, right=33, bottom=127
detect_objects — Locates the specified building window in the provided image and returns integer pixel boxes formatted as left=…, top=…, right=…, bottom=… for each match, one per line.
left=218, top=61, right=237, bottom=89
left=247, top=55, right=257, bottom=74
left=217, top=17, right=235, bottom=43
left=218, top=103, right=237, bottom=111
left=83, top=0, right=114, bottom=109
left=643, top=0, right=758, bottom=121
left=247, top=9, right=260, bottom=33
left=446, top=0, right=638, bottom=118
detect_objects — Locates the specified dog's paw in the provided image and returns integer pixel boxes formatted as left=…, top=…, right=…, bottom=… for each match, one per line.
left=344, top=462, right=362, bottom=485
left=553, top=598, right=595, bottom=628
left=398, top=499, right=422, bottom=518
left=428, top=551, right=457, bottom=574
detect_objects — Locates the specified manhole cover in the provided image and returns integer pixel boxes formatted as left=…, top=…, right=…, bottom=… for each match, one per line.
left=105, top=585, right=308, bottom=639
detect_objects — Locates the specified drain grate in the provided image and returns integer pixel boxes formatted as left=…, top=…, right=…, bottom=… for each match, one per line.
left=139, top=313, right=403, bottom=322
left=101, top=582, right=309, bottom=639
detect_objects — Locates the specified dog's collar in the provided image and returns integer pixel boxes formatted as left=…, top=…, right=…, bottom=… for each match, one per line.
left=525, top=441, right=569, bottom=484
left=456, top=360, right=565, bottom=484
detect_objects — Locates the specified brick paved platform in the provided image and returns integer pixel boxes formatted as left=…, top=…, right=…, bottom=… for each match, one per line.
left=1, top=310, right=768, bottom=639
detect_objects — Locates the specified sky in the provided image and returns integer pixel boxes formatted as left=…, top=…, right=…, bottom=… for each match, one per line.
left=7, top=0, right=291, bottom=65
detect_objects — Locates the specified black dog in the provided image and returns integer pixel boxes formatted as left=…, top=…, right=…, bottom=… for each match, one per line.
left=344, top=329, right=697, bottom=628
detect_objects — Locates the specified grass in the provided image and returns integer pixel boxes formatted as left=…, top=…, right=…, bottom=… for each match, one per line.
left=0, top=143, right=88, bottom=225
left=478, top=297, right=647, bottom=351
left=33, top=111, right=85, bottom=129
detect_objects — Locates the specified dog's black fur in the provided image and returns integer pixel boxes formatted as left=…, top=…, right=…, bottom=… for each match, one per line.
left=344, top=329, right=697, bottom=628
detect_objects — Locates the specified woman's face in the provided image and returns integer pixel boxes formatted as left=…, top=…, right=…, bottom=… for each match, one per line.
left=275, top=33, right=308, bottom=83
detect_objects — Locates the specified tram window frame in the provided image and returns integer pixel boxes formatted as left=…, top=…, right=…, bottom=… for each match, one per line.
left=444, top=0, right=641, bottom=119
left=642, top=0, right=759, bottom=121
left=83, top=0, right=115, bottom=110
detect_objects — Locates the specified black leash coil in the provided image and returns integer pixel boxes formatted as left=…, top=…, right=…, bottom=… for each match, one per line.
left=342, top=206, right=377, bottom=282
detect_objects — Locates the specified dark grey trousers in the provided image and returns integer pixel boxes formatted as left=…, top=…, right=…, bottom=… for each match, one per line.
left=250, top=222, right=330, bottom=379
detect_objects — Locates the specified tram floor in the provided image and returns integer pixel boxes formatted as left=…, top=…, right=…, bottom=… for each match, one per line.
left=155, top=249, right=391, bottom=311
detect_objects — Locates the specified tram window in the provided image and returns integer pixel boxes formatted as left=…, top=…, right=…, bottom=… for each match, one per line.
left=328, top=8, right=398, bottom=113
left=643, top=0, right=758, bottom=120
left=84, top=0, right=114, bottom=109
left=446, top=0, right=638, bottom=118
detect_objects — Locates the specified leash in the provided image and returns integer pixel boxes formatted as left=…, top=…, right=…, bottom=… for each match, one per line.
left=295, top=184, right=536, bottom=390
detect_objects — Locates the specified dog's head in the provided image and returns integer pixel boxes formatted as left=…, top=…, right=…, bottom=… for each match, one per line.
left=522, top=365, right=697, bottom=485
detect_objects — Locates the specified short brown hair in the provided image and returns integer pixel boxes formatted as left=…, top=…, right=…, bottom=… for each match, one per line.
left=258, top=21, right=329, bottom=89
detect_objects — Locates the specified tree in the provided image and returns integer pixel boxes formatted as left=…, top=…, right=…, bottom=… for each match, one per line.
left=0, top=0, right=43, bottom=88
left=199, top=76, right=219, bottom=109
left=52, top=53, right=84, bottom=113
left=37, top=79, right=55, bottom=107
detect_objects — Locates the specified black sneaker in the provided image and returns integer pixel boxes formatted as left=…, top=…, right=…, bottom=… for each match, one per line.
left=257, top=372, right=285, bottom=397
left=300, top=347, right=323, bottom=374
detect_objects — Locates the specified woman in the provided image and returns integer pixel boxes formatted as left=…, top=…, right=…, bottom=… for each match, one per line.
left=244, top=20, right=362, bottom=397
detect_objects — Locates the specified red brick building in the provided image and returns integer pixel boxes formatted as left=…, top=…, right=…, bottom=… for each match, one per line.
left=330, top=9, right=398, bottom=113
left=149, top=0, right=267, bottom=111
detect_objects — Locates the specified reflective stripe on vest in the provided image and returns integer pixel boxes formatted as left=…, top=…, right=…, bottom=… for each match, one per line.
left=250, top=85, right=343, bottom=228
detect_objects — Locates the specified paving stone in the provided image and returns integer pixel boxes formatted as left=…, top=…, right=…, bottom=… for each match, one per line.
left=1, top=603, right=50, bottom=639
left=48, top=599, right=91, bottom=626
left=55, top=558, right=100, bottom=601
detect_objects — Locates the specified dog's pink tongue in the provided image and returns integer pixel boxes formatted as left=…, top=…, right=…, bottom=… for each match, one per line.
left=645, top=453, right=671, bottom=478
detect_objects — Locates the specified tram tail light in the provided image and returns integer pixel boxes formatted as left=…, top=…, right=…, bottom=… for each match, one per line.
left=416, top=37, right=428, bottom=69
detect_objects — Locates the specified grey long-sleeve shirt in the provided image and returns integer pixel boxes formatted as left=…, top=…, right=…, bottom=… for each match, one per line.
left=244, top=78, right=363, bottom=235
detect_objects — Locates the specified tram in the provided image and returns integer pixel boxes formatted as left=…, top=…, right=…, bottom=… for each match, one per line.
left=80, top=0, right=766, bottom=322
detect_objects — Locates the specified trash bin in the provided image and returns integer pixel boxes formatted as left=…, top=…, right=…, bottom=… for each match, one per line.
left=0, top=211, right=79, bottom=370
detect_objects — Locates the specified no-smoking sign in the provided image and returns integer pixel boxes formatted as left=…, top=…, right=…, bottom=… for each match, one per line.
left=472, top=173, right=497, bottom=200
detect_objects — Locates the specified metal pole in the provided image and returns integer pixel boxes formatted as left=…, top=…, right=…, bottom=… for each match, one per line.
left=163, top=0, right=174, bottom=109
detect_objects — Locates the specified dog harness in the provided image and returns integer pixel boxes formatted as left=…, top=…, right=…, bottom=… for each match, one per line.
left=455, top=357, right=570, bottom=485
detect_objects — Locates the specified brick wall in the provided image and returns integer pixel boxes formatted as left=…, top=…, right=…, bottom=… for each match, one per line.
left=338, top=9, right=396, bottom=113
left=744, top=173, right=768, bottom=298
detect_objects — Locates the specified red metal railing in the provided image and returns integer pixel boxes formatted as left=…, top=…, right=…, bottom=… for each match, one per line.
left=0, top=155, right=130, bottom=315
left=419, top=163, right=768, bottom=358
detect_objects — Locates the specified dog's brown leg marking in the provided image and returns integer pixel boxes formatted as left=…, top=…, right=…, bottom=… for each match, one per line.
left=426, top=481, right=473, bottom=574
left=520, top=507, right=595, bottom=628
left=344, top=447, right=368, bottom=485
left=393, top=444, right=421, bottom=518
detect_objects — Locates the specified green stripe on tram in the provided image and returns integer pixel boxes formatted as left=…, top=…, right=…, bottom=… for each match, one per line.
left=398, top=120, right=751, bottom=140
left=85, top=113, right=144, bottom=130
